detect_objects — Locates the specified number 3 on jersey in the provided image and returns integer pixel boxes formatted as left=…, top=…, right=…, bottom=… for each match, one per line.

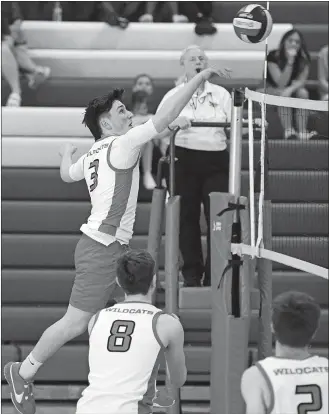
left=89, top=159, right=99, bottom=192
left=107, top=320, right=135, bottom=352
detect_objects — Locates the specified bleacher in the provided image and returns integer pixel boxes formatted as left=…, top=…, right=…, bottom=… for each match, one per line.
left=2, top=2, right=328, bottom=413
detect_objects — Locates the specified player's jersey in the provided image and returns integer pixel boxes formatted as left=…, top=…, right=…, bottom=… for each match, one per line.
left=256, top=355, right=328, bottom=414
left=76, top=302, right=165, bottom=414
left=80, top=136, right=140, bottom=246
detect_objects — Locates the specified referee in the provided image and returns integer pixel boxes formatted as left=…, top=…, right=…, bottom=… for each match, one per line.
left=157, top=45, right=232, bottom=287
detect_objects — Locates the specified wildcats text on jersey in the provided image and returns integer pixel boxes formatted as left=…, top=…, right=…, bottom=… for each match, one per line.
left=105, top=307, right=155, bottom=315
left=86, top=142, right=109, bottom=158
left=274, top=366, right=328, bottom=376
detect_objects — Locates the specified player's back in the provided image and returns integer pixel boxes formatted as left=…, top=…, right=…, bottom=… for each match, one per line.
left=257, top=355, right=328, bottom=414
left=76, top=302, right=164, bottom=414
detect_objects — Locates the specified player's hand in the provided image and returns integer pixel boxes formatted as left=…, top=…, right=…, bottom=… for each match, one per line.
left=59, top=143, right=77, bottom=157
left=201, top=67, right=232, bottom=81
left=170, top=116, right=192, bottom=131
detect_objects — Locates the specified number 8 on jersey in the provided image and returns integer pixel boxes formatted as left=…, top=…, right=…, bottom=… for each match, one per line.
left=107, top=320, right=136, bottom=352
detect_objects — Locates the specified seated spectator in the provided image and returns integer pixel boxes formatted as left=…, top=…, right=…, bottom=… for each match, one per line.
left=1, top=1, right=50, bottom=106
left=99, top=2, right=129, bottom=28
left=139, top=2, right=188, bottom=23
left=179, top=2, right=217, bottom=35
left=132, top=75, right=157, bottom=190
left=265, top=29, right=315, bottom=140
left=318, top=45, right=328, bottom=100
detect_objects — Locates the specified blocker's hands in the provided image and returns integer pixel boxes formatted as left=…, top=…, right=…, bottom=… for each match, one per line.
left=170, top=116, right=192, bottom=131
left=201, top=66, right=233, bottom=81
left=59, top=143, right=77, bottom=157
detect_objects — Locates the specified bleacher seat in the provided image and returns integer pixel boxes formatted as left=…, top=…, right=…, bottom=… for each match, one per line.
left=22, top=22, right=292, bottom=51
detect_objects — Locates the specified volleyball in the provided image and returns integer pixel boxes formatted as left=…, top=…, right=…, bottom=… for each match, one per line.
left=233, top=4, right=273, bottom=43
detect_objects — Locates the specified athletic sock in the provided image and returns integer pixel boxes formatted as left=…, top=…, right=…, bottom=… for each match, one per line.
left=19, top=353, right=43, bottom=381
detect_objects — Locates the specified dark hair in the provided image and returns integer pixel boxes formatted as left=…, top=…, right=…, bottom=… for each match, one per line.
left=82, top=88, right=124, bottom=140
left=272, top=291, right=321, bottom=348
left=131, top=90, right=149, bottom=109
left=133, top=73, right=154, bottom=88
left=116, top=249, right=155, bottom=296
left=278, top=29, right=311, bottom=75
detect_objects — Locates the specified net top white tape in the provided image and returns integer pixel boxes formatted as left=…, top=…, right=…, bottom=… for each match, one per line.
left=245, top=88, right=329, bottom=111
left=232, top=243, right=329, bottom=280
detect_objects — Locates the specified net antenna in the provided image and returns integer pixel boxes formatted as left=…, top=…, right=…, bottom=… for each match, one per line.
left=257, top=1, right=270, bottom=255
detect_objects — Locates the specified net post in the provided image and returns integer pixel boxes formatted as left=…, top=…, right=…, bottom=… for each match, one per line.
left=164, top=127, right=181, bottom=413
left=256, top=199, right=273, bottom=360
left=164, top=195, right=181, bottom=414
left=147, top=188, right=166, bottom=299
left=210, top=88, right=250, bottom=414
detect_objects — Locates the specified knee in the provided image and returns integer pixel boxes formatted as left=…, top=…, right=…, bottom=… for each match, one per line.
left=295, top=88, right=309, bottom=99
left=60, top=309, right=92, bottom=337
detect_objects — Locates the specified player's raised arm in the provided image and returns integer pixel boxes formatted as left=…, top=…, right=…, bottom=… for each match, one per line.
left=157, top=313, right=187, bottom=388
left=240, top=365, right=267, bottom=414
left=59, top=143, right=85, bottom=183
left=151, top=67, right=232, bottom=134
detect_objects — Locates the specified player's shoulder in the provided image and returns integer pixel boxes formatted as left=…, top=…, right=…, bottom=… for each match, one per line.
left=241, top=364, right=261, bottom=382
left=157, top=313, right=184, bottom=337
left=241, top=363, right=267, bottom=392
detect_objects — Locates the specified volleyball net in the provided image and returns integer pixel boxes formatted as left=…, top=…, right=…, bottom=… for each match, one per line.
left=147, top=88, right=328, bottom=414
left=208, top=88, right=328, bottom=414
left=244, top=88, right=328, bottom=279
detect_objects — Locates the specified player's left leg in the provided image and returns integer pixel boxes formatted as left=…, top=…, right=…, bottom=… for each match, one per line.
left=4, top=304, right=92, bottom=414
left=4, top=235, right=127, bottom=414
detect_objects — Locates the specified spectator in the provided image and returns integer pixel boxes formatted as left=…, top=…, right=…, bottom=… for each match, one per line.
left=1, top=1, right=50, bottom=106
left=179, top=2, right=217, bottom=35
left=266, top=29, right=315, bottom=140
left=132, top=74, right=158, bottom=190
left=318, top=45, right=328, bottom=100
left=139, top=2, right=188, bottom=23
left=156, top=45, right=232, bottom=287
left=99, top=2, right=129, bottom=28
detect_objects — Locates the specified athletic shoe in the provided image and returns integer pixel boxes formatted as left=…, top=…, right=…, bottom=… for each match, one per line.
left=6, top=92, right=21, bottom=107
left=4, top=362, right=36, bottom=414
left=298, top=130, right=318, bottom=140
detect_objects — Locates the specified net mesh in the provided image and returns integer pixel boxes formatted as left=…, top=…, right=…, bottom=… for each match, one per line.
left=245, top=89, right=328, bottom=278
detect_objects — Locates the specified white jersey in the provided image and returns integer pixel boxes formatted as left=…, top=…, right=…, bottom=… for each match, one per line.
left=256, top=355, right=328, bottom=414
left=76, top=302, right=165, bottom=414
left=69, top=120, right=158, bottom=246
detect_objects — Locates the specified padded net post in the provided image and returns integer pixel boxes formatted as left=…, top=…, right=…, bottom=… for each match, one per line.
left=165, top=195, right=181, bottom=414
left=147, top=187, right=166, bottom=297
left=210, top=89, right=251, bottom=414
